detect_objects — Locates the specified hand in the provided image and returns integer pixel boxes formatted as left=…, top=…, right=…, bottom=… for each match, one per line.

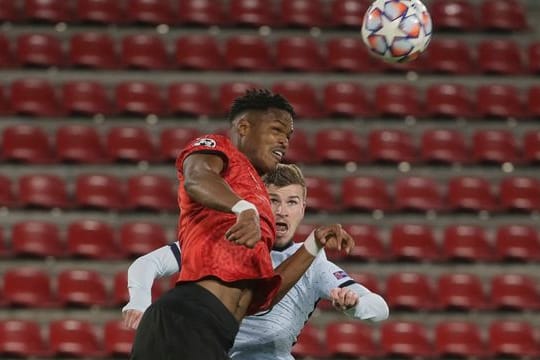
left=314, top=224, right=354, bottom=254
left=122, top=309, right=144, bottom=330
left=330, top=287, right=359, bottom=311
left=225, top=209, right=261, bottom=248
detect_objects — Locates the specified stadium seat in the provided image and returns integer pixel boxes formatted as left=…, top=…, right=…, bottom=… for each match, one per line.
left=292, top=324, right=325, bottom=357
left=281, top=0, right=325, bottom=28
left=524, top=130, right=540, bottom=163
left=292, top=223, right=317, bottom=243
left=127, top=175, right=177, bottom=211
left=282, top=129, right=314, bottom=164
left=529, top=43, right=540, bottom=74
left=430, top=0, right=477, bottom=31
left=276, top=37, right=326, bottom=72
left=325, top=38, right=373, bottom=73
left=350, top=273, right=380, bottom=293
left=106, top=127, right=155, bottom=163
left=12, top=221, right=64, bottom=258
left=447, top=176, right=498, bottom=212
left=10, top=78, right=60, bottom=116
left=323, top=82, right=371, bottom=117
left=23, top=0, right=71, bottom=23
left=272, top=81, right=323, bottom=119
left=478, top=40, right=524, bottom=75
left=421, top=129, right=468, bottom=164
left=330, top=0, right=369, bottom=28
left=113, top=271, right=163, bottom=306
left=159, top=127, right=199, bottom=161
left=437, top=273, right=487, bottom=310
left=0, top=34, right=13, bottom=68
left=69, top=32, right=117, bottom=69
left=76, top=0, right=123, bottom=24
left=527, top=86, right=540, bottom=118
left=57, top=269, right=108, bottom=307
left=435, top=321, right=487, bottom=358
left=488, top=321, right=540, bottom=358
left=344, top=223, right=386, bottom=261
left=499, top=177, right=540, bottom=212
left=375, top=83, right=421, bottom=117
left=304, top=176, right=336, bottom=212
left=75, top=174, right=124, bottom=210
left=368, top=129, right=416, bottom=164
left=175, top=35, right=222, bottom=70
left=224, top=36, right=274, bottom=71
left=341, top=176, right=391, bottom=212
left=167, top=82, right=214, bottom=117
left=426, top=39, right=475, bottom=74
left=380, top=321, right=433, bottom=358
left=424, top=83, right=473, bottom=118
left=18, top=174, right=68, bottom=209
left=385, top=272, right=435, bottom=310
left=121, top=34, right=169, bottom=70
left=218, top=82, right=260, bottom=115
left=56, top=125, right=105, bottom=163
left=2, top=125, right=53, bottom=163
left=67, top=219, right=118, bottom=259
left=0, top=320, right=49, bottom=357
left=62, top=81, right=111, bottom=116
left=115, top=81, right=164, bottom=116
left=491, top=274, right=540, bottom=310
left=480, top=0, right=527, bottom=32
left=120, top=221, right=168, bottom=257
left=390, top=224, right=439, bottom=262
left=229, top=0, right=275, bottom=27
left=126, top=0, right=173, bottom=25
left=16, top=33, right=63, bottom=67
left=476, top=84, right=524, bottom=118
left=3, top=268, right=55, bottom=307
left=0, top=0, right=19, bottom=22
left=177, top=0, right=224, bottom=26
left=495, top=225, right=540, bottom=262
left=49, top=320, right=102, bottom=357
left=394, top=177, right=443, bottom=212
left=0, top=175, right=13, bottom=207
left=314, top=128, right=362, bottom=164
left=326, top=322, right=378, bottom=357
left=472, top=129, right=519, bottom=164
left=442, top=225, right=493, bottom=262
left=104, top=320, right=136, bottom=357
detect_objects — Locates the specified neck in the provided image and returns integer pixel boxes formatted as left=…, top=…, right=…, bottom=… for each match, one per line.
left=272, top=240, right=294, bottom=252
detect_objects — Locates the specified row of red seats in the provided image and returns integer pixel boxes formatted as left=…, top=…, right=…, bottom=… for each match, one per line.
left=0, top=0, right=527, bottom=31
left=3, top=125, right=540, bottom=165
left=2, top=79, right=540, bottom=119
left=3, top=33, right=539, bottom=75
left=294, top=320, right=540, bottom=359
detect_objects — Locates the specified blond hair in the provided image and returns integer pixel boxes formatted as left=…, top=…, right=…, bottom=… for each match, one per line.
left=262, top=164, right=306, bottom=199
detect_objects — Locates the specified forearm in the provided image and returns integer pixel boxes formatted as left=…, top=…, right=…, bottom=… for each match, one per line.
left=344, top=284, right=389, bottom=321
left=185, top=170, right=242, bottom=213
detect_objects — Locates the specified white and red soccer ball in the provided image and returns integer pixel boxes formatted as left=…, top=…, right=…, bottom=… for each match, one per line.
left=361, top=0, right=433, bottom=63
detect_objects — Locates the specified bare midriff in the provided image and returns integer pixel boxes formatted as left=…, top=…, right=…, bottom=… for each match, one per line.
left=196, top=278, right=255, bottom=322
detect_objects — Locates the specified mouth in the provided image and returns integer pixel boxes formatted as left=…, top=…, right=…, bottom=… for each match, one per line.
left=271, top=149, right=285, bottom=162
left=276, top=221, right=288, bottom=236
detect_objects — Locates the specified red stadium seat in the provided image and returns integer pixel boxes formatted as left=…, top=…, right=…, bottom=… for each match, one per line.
left=430, top=0, right=477, bottom=31
left=106, top=127, right=155, bottom=163
left=62, top=81, right=111, bottom=116
left=23, top=0, right=71, bottom=23
left=529, top=43, right=540, bottom=74
left=421, top=129, right=468, bottom=164
left=491, top=274, right=540, bottom=310
left=177, top=0, right=224, bottom=26
left=0, top=0, right=19, bottom=22
left=69, top=32, right=117, bottom=69
left=0, top=176, right=13, bottom=207
left=76, top=0, right=123, bottom=24
left=499, top=177, right=540, bottom=212
left=524, top=130, right=540, bottom=163
left=443, top=225, right=493, bottom=262
left=75, top=174, right=124, bottom=210
left=394, top=177, right=443, bottom=212
left=380, top=321, right=433, bottom=358
left=9, top=78, right=60, bottom=116
left=472, top=129, right=519, bottom=164
left=527, top=86, right=540, bottom=118
left=159, top=127, right=199, bottom=161
left=276, top=37, right=326, bottom=72
left=375, top=84, right=421, bottom=117
left=495, top=225, right=540, bottom=262
left=476, top=84, right=524, bottom=119
left=341, top=177, right=391, bottom=212
left=224, top=36, right=273, bottom=71
left=56, top=125, right=105, bottom=163
left=218, top=82, right=260, bottom=115
left=325, top=38, right=373, bottom=73
left=478, top=40, right=524, bottom=75
left=2, top=125, right=53, bottom=163
left=113, top=271, right=163, bottom=306
left=426, top=39, right=475, bottom=74
left=489, top=321, right=540, bottom=358
left=330, top=0, right=369, bottom=28
left=167, top=82, right=213, bottom=117
left=57, top=269, right=108, bottom=307
left=16, top=33, right=63, bottom=67
left=281, top=0, right=325, bottom=28
left=3, top=268, right=55, bottom=307
left=292, top=223, right=317, bottom=243
left=67, top=219, right=118, bottom=259
left=115, top=81, right=164, bottom=116
left=175, top=35, right=222, bottom=70
left=104, top=320, right=136, bottom=357
left=385, top=272, right=435, bottom=310
left=282, top=129, right=314, bottom=164
left=368, top=130, right=416, bottom=164
left=315, top=128, right=362, bottom=164
left=0, top=34, right=13, bottom=68
left=127, top=175, right=177, bottom=211
left=424, top=83, right=473, bottom=118
left=323, top=82, right=371, bottom=117
left=447, top=176, right=497, bottom=212
left=272, top=81, right=323, bottom=119
left=49, top=320, right=102, bottom=358
left=127, top=0, right=173, bottom=25
left=292, top=324, right=325, bottom=357
left=326, top=322, right=378, bottom=357
left=12, top=221, right=63, bottom=258
left=437, top=273, right=487, bottom=310
left=350, top=272, right=380, bottom=293
left=18, top=174, right=68, bottom=208
left=480, top=0, right=527, bottom=32
left=229, top=0, right=274, bottom=27
left=390, top=224, right=439, bottom=262
left=435, top=321, right=487, bottom=358
left=0, top=320, right=49, bottom=357
left=120, top=221, right=167, bottom=257
left=121, top=34, right=169, bottom=70
left=304, top=176, right=336, bottom=212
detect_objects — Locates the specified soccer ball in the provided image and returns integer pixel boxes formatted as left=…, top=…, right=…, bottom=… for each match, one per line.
left=361, top=0, right=432, bottom=63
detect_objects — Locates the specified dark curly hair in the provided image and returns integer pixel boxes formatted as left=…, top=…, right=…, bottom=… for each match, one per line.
left=228, top=88, right=296, bottom=122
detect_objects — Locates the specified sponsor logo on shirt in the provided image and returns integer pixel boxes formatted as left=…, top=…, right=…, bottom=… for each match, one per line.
left=193, top=138, right=216, bottom=148
left=333, top=270, right=349, bottom=280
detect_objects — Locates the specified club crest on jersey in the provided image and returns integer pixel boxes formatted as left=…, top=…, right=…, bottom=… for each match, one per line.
left=333, top=270, right=349, bottom=280
left=193, top=138, right=216, bottom=148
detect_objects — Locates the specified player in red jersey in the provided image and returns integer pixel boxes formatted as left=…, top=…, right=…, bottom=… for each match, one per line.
left=130, top=89, right=353, bottom=360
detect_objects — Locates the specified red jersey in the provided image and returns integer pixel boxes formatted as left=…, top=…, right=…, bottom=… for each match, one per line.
left=175, top=134, right=281, bottom=315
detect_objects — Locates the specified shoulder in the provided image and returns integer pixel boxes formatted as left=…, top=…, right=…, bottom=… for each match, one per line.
left=176, top=134, right=234, bottom=170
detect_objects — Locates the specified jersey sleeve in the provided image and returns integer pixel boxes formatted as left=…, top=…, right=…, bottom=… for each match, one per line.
left=175, top=134, right=231, bottom=173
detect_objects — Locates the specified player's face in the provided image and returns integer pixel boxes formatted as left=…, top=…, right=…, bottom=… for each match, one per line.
left=267, top=184, right=306, bottom=247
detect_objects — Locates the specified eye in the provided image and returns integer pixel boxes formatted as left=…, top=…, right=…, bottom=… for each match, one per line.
left=270, top=198, right=280, bottom=205
left=288, top=200, right=298, bottom=206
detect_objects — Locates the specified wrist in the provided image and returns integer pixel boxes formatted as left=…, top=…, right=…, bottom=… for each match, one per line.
left=303, top=230, right=322, bottom=257
left=231, top=199, right=258, bottom=216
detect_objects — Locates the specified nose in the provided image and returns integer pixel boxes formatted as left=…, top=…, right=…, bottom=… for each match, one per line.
left=275, top=202, right=288, bottom=217
left=278, top=135, right=289, bottom=149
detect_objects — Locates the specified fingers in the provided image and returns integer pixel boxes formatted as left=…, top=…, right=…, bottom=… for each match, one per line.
left=225, top=212, right=261, bottom=248
left=123, top=310, right=143, bottom=330
left=341, top=231, right=355, bottom=255
left=330, top=288, right=359, bottom=311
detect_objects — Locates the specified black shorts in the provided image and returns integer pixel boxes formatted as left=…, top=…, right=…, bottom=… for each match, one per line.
left=130, top=282, right=240, bottom=360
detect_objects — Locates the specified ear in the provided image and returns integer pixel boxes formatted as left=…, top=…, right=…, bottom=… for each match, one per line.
left=235, top=114, right=251, bottom=138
